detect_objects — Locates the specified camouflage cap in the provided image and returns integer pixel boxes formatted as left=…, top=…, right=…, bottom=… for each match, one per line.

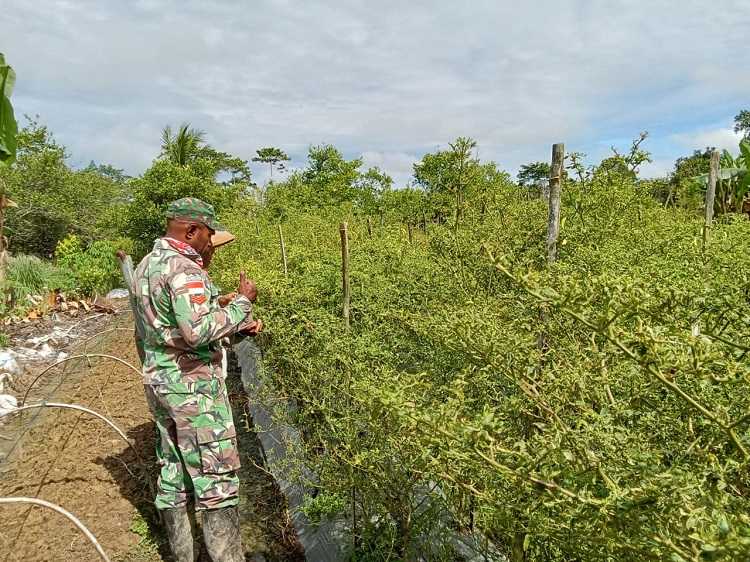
left=166, top=197, right=226, bottom=231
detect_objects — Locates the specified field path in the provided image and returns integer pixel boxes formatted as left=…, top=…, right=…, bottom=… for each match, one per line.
left=0, top=308, right=302, bottom=562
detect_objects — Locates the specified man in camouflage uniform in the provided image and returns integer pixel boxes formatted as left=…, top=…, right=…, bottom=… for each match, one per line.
left=133, top=198, right=261, bottom=562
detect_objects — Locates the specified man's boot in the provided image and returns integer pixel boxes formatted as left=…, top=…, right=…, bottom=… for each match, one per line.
left=161, top=507, right=197, bottom=562
left=202, top=506, right=244, bottom=562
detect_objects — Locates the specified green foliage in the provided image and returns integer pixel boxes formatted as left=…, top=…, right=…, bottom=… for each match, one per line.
left=413, top=137, right=480, bottom=224
left=160, top=123, right=206, bottom=166
left=689, top=140, right=750, bottom=215
left=4, top=254, right=76, bottom=306
left=300, top=492, right=347, bottom=525
left=734, top=109, right=750, bottom=140
left=55, top=234, right=131, bottom=295
left=252, top=146, right=290, bottom=181
left=517, top=161, right=551, bottom=187
left=210, top=151, right=750, bottom=560
left=0, top=53, right=18, bottom=167
left=264, top=145, right=366, bottom=217
left=0, top=118, right=128, bottom=256
left=126, top=511, right=162, bottom=560
left=124, top=159, right=244, bottom=256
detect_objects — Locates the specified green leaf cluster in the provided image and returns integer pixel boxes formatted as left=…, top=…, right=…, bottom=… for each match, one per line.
left=0, top=53, right=17, bottom=167
left=209, top=160, right=750, bottom=560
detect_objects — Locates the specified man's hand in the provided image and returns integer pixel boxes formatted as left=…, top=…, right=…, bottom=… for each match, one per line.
left=218, top=292, right=236, bottom=307
left=240, top=319, right=264, bottom=336
left=238, top=271, right=258, bottom=303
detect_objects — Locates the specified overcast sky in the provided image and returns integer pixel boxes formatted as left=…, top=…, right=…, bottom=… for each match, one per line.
left=4, top=0, right=749, bottom=185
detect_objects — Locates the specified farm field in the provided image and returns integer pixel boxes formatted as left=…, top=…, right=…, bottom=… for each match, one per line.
left=1, top=29, right=750, bottom=559
left=0, top=309, right=300, bottom=562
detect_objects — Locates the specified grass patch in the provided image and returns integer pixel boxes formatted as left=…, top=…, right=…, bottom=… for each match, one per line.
left=116, top=510, right=164, bottom=562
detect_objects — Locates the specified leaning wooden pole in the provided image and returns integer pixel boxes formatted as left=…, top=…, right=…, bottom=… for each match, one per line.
left=703, top=150, right=720, bottom=248
left=546, top=143, right=565, bottom=263
left=278, top=224, right=288, bottom=276
left=340, top=222, right=351, bottom=329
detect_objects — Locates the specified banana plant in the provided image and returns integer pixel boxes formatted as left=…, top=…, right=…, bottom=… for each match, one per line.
left=692, top=139, right=750, bottom=215
left=0, top=53, right=17, bottom=168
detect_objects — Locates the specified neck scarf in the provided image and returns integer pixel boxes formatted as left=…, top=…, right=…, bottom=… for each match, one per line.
left=163, top=237, right=204, bottom=268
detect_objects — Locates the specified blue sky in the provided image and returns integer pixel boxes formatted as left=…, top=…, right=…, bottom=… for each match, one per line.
left=4, top=0, right=749, bottom=186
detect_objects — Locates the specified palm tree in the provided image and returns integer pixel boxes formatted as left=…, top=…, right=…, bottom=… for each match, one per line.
left=160, top=123, right=205, bottom=166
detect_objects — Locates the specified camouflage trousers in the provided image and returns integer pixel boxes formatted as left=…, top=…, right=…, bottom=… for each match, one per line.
left=143, top=379, right=241, bottom=511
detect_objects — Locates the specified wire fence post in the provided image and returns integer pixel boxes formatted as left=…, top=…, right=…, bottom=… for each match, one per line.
left=703, top=149, right=720, bottom=249
left=340, top=222, right=351, bottom=329
left=546, top=143, right=565, bottom=264
left=277, top=224, right=288, bottom=276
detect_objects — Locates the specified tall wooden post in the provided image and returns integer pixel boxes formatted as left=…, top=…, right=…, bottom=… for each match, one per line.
left=367, top=217, right=372, bottom=238
left=407, top=222, right=413, bottom=244
left=277, top=224, right=288, bottom=276
left=340, top=223, right=350, bottom=329
left=546, top=143, right=564, bottom=264
left=703, top=150, right=720, bottom=248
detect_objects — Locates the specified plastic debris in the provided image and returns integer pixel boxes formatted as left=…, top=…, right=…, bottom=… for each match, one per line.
left=0, top=351, right=21, bottom=376
left=0, top=393, right=18, bottom=417
left=106, top=288, right=130, bottom=300
left=0, top=373, right=12, bottom=394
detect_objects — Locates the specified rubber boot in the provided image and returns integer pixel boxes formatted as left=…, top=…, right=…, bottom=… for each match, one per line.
left=161, top=507, right=197, bottom=562
left=202, top=505, right=244, bottom=562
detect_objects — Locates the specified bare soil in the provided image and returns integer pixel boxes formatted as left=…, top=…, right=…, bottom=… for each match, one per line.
left=0, top=309, right=303, bottom=562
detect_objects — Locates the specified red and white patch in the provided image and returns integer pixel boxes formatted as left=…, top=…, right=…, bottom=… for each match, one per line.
left=186, top=278, right=207, bottom=305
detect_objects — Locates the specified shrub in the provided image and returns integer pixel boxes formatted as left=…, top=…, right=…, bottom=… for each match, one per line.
left=211, top=175, right=750, bottom=561
left=55, top=234, right=132, bottom=295
left=3, top=254, right=76, bottom=313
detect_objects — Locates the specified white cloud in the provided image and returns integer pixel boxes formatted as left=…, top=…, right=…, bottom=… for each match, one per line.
left=671, top=127, right=743, bottom=154
left=361, top=151, right=418, bottom=186
left=639, top=159, right=674, bottom=179
left=3, top=0, right=750, bottom=182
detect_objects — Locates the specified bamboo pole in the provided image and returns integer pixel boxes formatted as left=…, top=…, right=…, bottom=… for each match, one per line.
left=340, top=223, right=350, bottom=329
left=703, top=150, right=720, bottom=248
left=546, top=143, right=564, bottom=263
left=278, top=224, right=288, bottom=276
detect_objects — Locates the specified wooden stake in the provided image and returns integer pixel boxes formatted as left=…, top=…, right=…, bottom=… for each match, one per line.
left=340, top=222, right=350, bottom=329
left=407, top=222, right=413, bottom=244
left=277, top=224, right=288, bottom=276
left=703, top=150, right=720, bottom=248
left=546, top=143, right=564, bottom=264
left=367, top=217, right=372, bottom=238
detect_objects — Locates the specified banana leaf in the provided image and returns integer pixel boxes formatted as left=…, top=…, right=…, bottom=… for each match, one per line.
left=0, top=53, right=17, bottom=167
left=692, top=168, right=746, bottom=184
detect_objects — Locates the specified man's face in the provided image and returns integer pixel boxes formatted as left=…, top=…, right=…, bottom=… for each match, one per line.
left=186, top=222, right=214, bottom=256
left=202, top=242, right=216, bottom=268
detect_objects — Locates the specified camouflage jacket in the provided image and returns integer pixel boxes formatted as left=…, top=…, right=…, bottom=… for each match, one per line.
left=133, top=238, right=252, bottom=387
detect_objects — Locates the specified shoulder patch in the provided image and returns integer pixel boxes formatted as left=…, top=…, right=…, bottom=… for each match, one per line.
left=186, top=274, right=207, bottom=305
